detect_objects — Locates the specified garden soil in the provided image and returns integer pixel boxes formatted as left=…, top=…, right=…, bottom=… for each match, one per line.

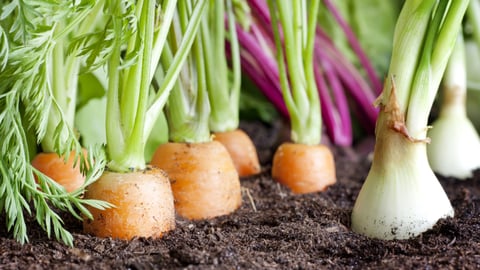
left=1, top=120, right=480, bottom=269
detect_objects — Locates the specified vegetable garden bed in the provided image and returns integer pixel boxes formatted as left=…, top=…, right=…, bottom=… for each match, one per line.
left=1, top=120, right=479, bottom=270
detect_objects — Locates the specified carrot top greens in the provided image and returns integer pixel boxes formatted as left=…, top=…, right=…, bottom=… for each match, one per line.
left=0, top=0, right=109, bottom=246
left=266, top=0, right=322, bottom=145
left=204, top=0, right=241, bottom=133
left=159, top=0, right=214, bottom=143
left=74, top=0, right=206, bottom=171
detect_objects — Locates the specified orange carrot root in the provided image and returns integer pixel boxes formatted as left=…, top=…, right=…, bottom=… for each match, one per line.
left=213, top=129, right=261, bottom=177
left=150, top=141, right=242, bottom=220
left=272, top=142, right=336, bottom=194
left=31, top=149, right=87, bottom=193
left=83, top=168, right=175, bottom=240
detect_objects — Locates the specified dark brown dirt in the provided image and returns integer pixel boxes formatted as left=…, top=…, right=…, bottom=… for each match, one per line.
left=1, top=120, right=480, bottom=269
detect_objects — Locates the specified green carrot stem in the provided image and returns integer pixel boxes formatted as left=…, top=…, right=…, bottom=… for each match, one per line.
left=41, top=2, right=103, bottom=152
left=144, top=0, right=207, bottom=139
left=303, top=0, right=321, bottom=138
left=105, top=1, right=126, bottom=170
left=205, top=0, right=241, bottom=132
left=164, top=1, right=210, bottom=143
left=227, top=0, right=242, bottom=119
left=267, top=0, right=321, bottom=145
left=41, top=28, right=66, bottom=153
left=149, top=0, right=178, bottom=81
left=124, top=0, right=155, bottom=164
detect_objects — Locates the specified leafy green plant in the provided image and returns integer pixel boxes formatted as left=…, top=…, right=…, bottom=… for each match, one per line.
left=0, top=0, right=109, bottom=246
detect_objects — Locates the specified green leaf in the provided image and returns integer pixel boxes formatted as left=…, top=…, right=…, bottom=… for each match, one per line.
left=239, top=77, right=278, bottom=123
left=77, top=72, right=106, bottom=109
left=75, top=97, right=107, bottom=147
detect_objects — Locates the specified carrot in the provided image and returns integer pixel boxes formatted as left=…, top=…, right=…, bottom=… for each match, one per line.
left=150, top=141, right=242, bottom=220
left=31, top=149, right=88, bottom=193
left=83, top=167, right=175, bottom=240
left=262, top=1, right=336, bottom=194
left=76, top=0, right=207, bottom=240
left=271, top=142, right=336, bottom=194
left=213, top=129, right=261, bottom=177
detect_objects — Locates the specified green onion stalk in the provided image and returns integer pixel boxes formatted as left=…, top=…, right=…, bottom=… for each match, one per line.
left=0, top=1, right=108, bottom=246
left=351, top=0, right=469, bottom=240
left=465, top=0, right=480, bottom=90
left=427, top=32, right=480, bottom=179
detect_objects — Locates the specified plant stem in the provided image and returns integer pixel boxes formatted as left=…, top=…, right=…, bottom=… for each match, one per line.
left=105, top=0, right=127, bottom=170
left=440, top=33, right=466, bottom=118
left=124, top=0, right=155, bottom=166
left=467, top=0, right=480, bottom=46
left=205, top=0, right=242, bottom=132
left=406, top=0, right=469, bottom=138
left=144, top=0, right=207, bottom=139
left=164, top=0, right=210, bottom=143
left=41, top=1, right=103, bottom=152
left=267, top=0, right=321, bottom=145
left=379, top=0, right=435, bottom=116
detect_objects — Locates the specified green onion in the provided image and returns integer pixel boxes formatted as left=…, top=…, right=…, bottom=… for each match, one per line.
left=427, top=32, right=480, bottom=179
left=351, top=0, right=468, bottom=240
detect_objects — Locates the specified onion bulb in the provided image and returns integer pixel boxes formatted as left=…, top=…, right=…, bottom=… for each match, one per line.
left=427, top=33, right=480, bottom=179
